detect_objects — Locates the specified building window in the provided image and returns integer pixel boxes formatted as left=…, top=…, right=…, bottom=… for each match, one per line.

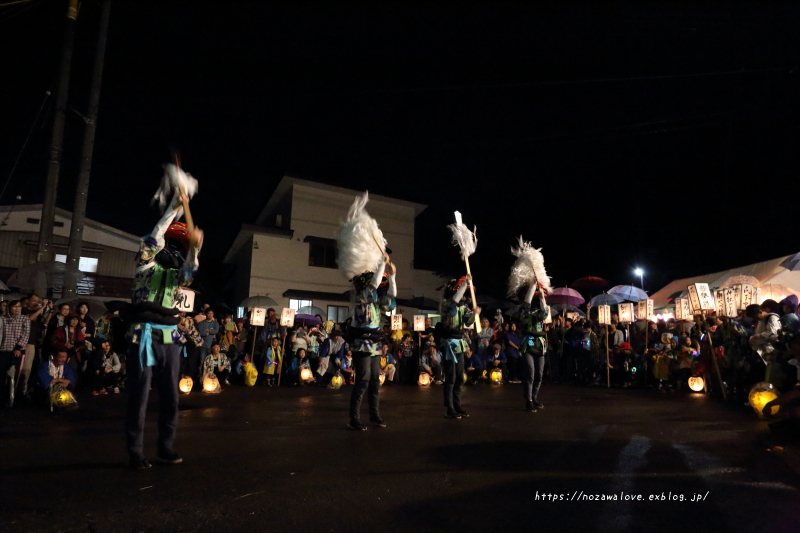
left=289, top=299, right=312, bottom=311
left=55, top=254, right=98, bottom=273
left=304, top=236, right=337, bottom=268
left=327, top=305, right=349, bottom=323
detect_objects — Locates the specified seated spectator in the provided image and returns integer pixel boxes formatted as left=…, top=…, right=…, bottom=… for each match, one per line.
left=484, top=343, right=507, bottom=380
left=289, top=348, right=313, bottom=386
left=34, top=349, right=76, bottom=406
left=340, top=350, right=355, bottom=384
left=90, top=339, right=122, bottom=395
left=398, top=334, right=417, bottom=384
left=203, top=343, right=231, bottom=387
left=465, top=348, right=483, bottom=384
left=419, top=345, right=444, bottom=384
left=318, top=330, right=345, bottom=381
left=262, top=337, right=282, bottom=387
left=50, top=313, right=86, bottom=381
left=477, top=318, right=494, bottom=357
left=380, top=342, right=397, bottom=383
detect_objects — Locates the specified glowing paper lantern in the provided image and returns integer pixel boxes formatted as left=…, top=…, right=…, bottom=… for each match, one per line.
left=597, top=304, right=612, bottom=325
left=714, top=290, right=726, bottom=318
left=418, top=372, right=431, bottom=386
left=179, top=376, right=193, bottom=394
left=733, top=284, right=754, bottom=311
left=687, top=376, right=705, bottom=392
left=379, top=372, right=386, bottom=385
left=748, top=382, right=780, bottom=418
left=675, top=298, right=692, bottom=321
left=637, top=299, right=653, bottom=321
left=203, top=373, right=220, bottom=393
left=280, top=308, right=295, bottom=327
left=490, top=368, right=503, bottom=384
left=51, top=388, right=76, bottom=409
left=329, top=372, right=344, bottom=389
left=618, top=302, right=635, bottom=323
left=413, top=315, right=426, bottom=332
left=391, top=314, right=403, bottom=331
left=300, top=367, right=314, bottom=382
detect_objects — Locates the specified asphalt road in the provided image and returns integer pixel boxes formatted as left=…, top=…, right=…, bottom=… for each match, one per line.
left=2, top=382, right=799, bottom=533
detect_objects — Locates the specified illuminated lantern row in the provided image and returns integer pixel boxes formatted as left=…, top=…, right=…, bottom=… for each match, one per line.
left=418, top=372, right=431, bottom=386
left=687, top=376, right=705, bottom=392
left=490, top=368, right=503, bottom=384
left=748, top=382, right=780, bottom=419
left=179, top=376, right=193, bottom=394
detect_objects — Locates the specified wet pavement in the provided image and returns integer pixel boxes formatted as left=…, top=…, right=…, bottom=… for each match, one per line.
left=2, top=382, right=800, bottom=532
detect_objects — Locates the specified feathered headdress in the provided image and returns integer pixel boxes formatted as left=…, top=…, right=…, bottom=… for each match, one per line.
left=151, top=163, right=198, bottom=220
left=336, top=192, right=387, bottom=281
left=507, top=236, right=552, bottom=299
left=447, top=216, right=477, bottom=260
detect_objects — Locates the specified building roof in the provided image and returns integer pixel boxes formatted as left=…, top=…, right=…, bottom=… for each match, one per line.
left=650, top=254, right=800, bottom=311
left=255, top=176, right=427, bottom=226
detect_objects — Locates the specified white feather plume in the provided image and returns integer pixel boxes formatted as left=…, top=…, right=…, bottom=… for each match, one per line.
left=507, top=236, right=552, bottom=298
left=336, top=192, right=387, bottom=281
left=447, top=222, right=478, bottom=259
left=151, top=163, right=199, bottom=220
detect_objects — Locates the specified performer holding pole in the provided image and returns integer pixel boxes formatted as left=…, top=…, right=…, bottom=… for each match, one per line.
left=126, top=162, right=202, bottom=469
left=507, top=237, right=552, bottom=412
left=337, top=193, right=397, bottom=431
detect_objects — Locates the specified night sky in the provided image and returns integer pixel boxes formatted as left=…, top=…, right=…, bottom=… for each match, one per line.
left=2, top=1, right=799, bottom=301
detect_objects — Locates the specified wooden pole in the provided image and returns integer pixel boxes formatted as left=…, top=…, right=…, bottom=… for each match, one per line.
left=605, top=324, right=610, bottom=388
left=463, top=258, right=481, bottom=333
left=705, top=313, right=727, bottom=400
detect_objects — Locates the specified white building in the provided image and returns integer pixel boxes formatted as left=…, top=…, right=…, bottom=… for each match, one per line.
left=224, top=177, right=446, bottom=321
left=0, top=204, right=139, bottom=298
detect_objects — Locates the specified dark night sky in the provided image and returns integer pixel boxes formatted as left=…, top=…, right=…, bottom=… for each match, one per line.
left=2, top=1, right=799, bottom=301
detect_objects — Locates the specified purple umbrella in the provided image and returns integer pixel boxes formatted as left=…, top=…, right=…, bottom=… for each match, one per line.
left=294, top=313, right=322, bottom=327
left=546, top=287, right=585, bottom=306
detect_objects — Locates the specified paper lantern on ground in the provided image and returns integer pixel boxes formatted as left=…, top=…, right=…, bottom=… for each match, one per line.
left=203, top=373, right=220, bottom=393
left=748, top=382, right=780, bottom=418
left=328, top=371, right=344, bottom=389
left=179, top=376, right=193, bottom=394
left=379, top=372, right=386, bottom=385
left=51, top=388, right=76, bottom=409
left=463, top=371, right=469, bottom=383
left=300, top=367, right=314, bottom=382
left=687, top=376, right=705, bottom=392
left=490, top=368, right=503, bottom=384
left=418, top=372, right=431, bottom=386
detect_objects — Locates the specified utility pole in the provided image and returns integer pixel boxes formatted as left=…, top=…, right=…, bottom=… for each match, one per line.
left=36, top=0, right=79, bottom=295
left=64, top=0, right=112, bottom=297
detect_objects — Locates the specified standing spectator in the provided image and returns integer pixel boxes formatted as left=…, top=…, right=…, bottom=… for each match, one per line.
left=202, top=344, right=231, bottom=387
left=505, top=322, right=522, bottom=383
left=390, top=319, right=411, bottom=353
left=90, top=339, right=122, bottom=395
left=21, top=294, right=47, bottom=395
left=196, top=309, right=219, bottom=360
left=45, top=303, right=71, bottom=344
left=218, top=315, right=236, bottom=354
left=76, top=302, right=96, bottom=342
left=262, top=337, right=282, bottom=387
left=1, top=300, right=31, bottom=391
left=178, top=313, right=203, bottom=382
left=289, top=325, right=309, bottom=358
left=476, top=318, right=494, bottom=358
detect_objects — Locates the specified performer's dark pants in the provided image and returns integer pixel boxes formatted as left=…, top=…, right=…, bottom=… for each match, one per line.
left=349, top=352, right=380, bottom=421
left=126, top=335, right=180, bottom=461
left=522, top=352, right=545, bottom=402
left=442, top=357, right=465, bottom=412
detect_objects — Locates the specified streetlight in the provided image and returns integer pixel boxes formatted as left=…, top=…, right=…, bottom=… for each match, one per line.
left=634, top=268, right=644, bottom=290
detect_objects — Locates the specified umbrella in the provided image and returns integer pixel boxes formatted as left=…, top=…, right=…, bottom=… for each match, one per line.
left=296, top=305, right=326, bottom=317
left=608, top=285, right=648, bottom=302
left=54, top=296, right=111, bottom=321
left=571, top=276, right=609, bottom=288
left=780, top=252, right=800, bottom=271
left=546, top=287, right=585, bottom=306
left=549, top=304, right=586, bottom=318
left=757, top=284, right=800, bottom=304
left=239, top=295, right=278, bottom=309
left=6, top=261, right=83, bottom=291
left=588, top=293, right=623, bottom=306
left=0, top=279, right=9, bottom=292
left=293, top=313, right=322, bottom=327
left=719, top=275, right=760, bottom=289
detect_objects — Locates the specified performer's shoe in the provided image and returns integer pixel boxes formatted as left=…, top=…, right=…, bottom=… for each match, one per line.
left=155, top=451, right=183, bottom=465
left=348, top=419, right=368, bottom=431
left=369, top=416, right=387, bottom=428
left=454, top=408, right=469, bottom=418
left=532, top=399, right=544, bottom=409
left=445, top=410, right=462, bottom=419
left=129, top=458, right=152, bottom=470
left=526, top=400, right=537, bottom=412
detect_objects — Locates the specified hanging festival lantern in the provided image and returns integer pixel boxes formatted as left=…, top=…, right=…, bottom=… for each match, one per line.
left=733, top=284, right=754, bottom=311
left=379, top=372, right=386, bottom=385
left=637, top=299, right=654, bottom=321
left=687, top=376, right=705, bottom=392
left=413, top=315, right=426, bottom=332
left=674, top=298, right=692, bottom=321
left=329, top=371, right=344, bottom=389
left=597, top=304, right=612, bottom=325
left=179, top=376, right=193, bottom=394
left=418, top=372, right=431, bottom=386
left=490, top=368, right=503, bottom=384
left=748, top=382, right=780, bottom=418
left=203, top=373, right=219, bottom=393
left=714, top=290, right=726, bottom=317
left=618, top=302, right=635, bottom=323
left=300, top=367, right=314, bottom=382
